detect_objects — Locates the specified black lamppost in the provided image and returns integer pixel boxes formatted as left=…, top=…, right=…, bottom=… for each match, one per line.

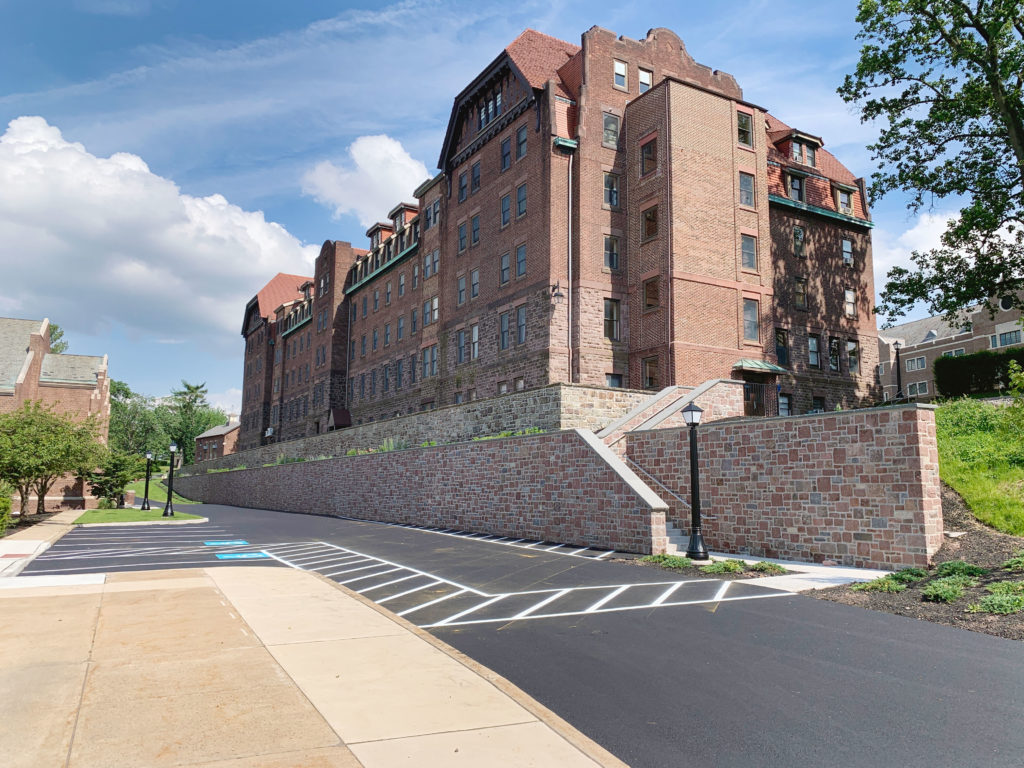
left=162, top=443, right=177, bottom=517
left=682, top=402, right=709, bottom=561
left=141, top=451, right=152, bottom=510
left=893, top=340, right=904, bottom=400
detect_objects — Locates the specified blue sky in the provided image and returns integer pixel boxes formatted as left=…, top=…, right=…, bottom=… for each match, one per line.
left=0, top=0, right=949, bottom=412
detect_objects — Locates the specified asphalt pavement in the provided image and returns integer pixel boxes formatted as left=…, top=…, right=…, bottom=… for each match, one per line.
left=21, top=503, right=1024, bottom=767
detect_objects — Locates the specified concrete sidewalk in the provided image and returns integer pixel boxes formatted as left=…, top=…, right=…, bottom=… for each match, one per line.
left=0, top=509, right=82, bottom=577
left=0, top=566, right=625, bottom=768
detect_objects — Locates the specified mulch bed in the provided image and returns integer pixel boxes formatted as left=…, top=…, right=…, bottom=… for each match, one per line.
left=616, top=557, right=791, bottom=581
left=1, top=511, right=64, bottom=538
left=814, top=483, right=1024, bottom=642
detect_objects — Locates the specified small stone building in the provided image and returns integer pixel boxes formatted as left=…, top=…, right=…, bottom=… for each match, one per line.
left=195, top=420, right=240, bottom=462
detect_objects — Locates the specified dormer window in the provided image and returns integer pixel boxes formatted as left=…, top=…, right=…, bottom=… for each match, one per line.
left=787, top=173, right=805, bottom=202
left=834, top=186, right=854, bottom=215
left=477, top=89, right=503, bottom=130
left=371, top=231, right=380, bottom=249
left=791, top=140, right=816, bottom=167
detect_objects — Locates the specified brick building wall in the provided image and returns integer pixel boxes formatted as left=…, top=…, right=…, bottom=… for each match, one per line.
left=176, top=429, right=669, bottom=554
left=626, top=404, right=943, bottom=569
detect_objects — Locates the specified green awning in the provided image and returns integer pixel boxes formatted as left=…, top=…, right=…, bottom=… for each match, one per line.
left=733, top=358, right=789, bottom=374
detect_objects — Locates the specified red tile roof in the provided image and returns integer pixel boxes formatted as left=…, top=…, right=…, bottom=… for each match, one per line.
left=765, top=113, right=858, bottom=186
left=256, top=273, right=311, bottom=318
left=506, top=29, right=580, bottom=96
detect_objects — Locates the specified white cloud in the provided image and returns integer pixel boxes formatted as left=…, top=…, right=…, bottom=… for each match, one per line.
left=870, top=211, right=956, bottom=319
left=206, top=387, right=243, bottom=415
left=301, top=135, right=429, bottom=227
left=0, top=116, right=317, bottom=349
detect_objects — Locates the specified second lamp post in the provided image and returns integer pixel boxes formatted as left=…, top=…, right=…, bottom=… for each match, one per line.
left=141, top=451, right=152, bottom=510
left=162, top=443, right=177, bottom=517
left=681, top=402, right=709, bottom=561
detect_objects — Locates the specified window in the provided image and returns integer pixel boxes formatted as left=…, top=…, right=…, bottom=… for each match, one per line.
left=604, top=173, right=619, bottom=207
left=373, top=289, right=379, bottom=311
left=639, top=68, right=652, bottom=93
left=471, top=215, right=480, bottom=245
left=999, top=330, right=1022, bottom=347
left=642, top=205, right=658, bottom=240
left=350, top=339, right=355, bottom=361
left=603, top=113, right=620, bottom=146
left=1000, top=295, right=1015, bottom=311
left=500, top=252, right=510, bottom=284
left=413, top=264, right=419, bottom=288
left=383, top=364, right=390, bottom=393
left=454, top=392, right=464, bottom=405
left=640, top=138, right=657, bottom=176
left=516, top=183, right=527, bottom=217
left=847, top=340, right=860, bottom=374
left=516, top=125, right=527, bottom=159
left=795, top=277, right=808, bottom=309
left=422, top=299, right=431, bottom=327
left=741, top=234, right=757, bottom=270
left=514, top=377, right=525, bottom=391
left=458, top=172, right=467, bottom=202
left=471, top=162, right=480, bottom=193
left=808, top=334, right=821, bottom=368
left=604, top=299, right=620, bottom=340
left=396, top=361, right=403, bottom=390
left=837, top=188, right=853, bottom=214
left=829, top=337, right=841, bottom=372
left=739, top=172, right=754, bottom=207
left=411, top=308, right=418, bottom=334
left=457, top=329, right=466, bottom=364
left=943, top=348, right=966, bottom=357
left=398, top=315, right=404, bottom=340
left=458, top=222, right=467, bottom=252
left=370, top=369, right=376, bottom=395
left=788, top=174, right=804, bottom=202
left=501, top=138, right=511, bottom=171
left=792, top=141, right=816, bottom=167
left=737, top=112, right=753, bottom=147
left=384, top=323, right=391, bottom=346
left=644, top=278, right=659, bottom=309
left=500, top=312, right=510, bottom=350
left=775, top=328, right=789, bottom=366
left=842, top=239, right=853, bottom=266
left=642, top=357, right=659, bottom=389
left=470, top=268, right=479, bottom=298
left=793, top=226, right=805, bottom=257
left=399, top=273, right=406, bottom=296
left=517, top=305, right=526, bottom=344
left=457, top=275, right=466, bottom=305
left=501, top=194, right=510, bottom=226
left=471, top=324, right=479, bottom=359
left=361, top=335, right=366, bottom=356
left=359, top=374, right=365, bottom=398
left=430, top=295, right=438, bottom=323
left=844, top=288, right=857, bottom=318
left=606, top=373, right=623, bottom=388
left=908, top=381, right=929, bottom=396
left=779, top=394, right=792, bottom=417
left=516, top=243, right=526, bottom=277
left=372, top=328, right=378, bottom=351
left=362, top=296, right=367, bottom=317
left=614, top=60, right=627, bottom=89
left=385, top=282, right=392, bottom=305
left=605, top=236, right=620, bottom=270
left=743, top=298, right=759, bottom=342
left=498, top=381, right=509, bottom=395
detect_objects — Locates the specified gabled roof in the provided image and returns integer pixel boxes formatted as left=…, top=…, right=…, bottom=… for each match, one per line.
left=880, top=314, right=970, bottom=347
left=196, top=421, right=240, bottom=439
left=765, top=114, right=857, bottom=186
left=243, top=273, right=310, bottom=336
left=0, top=318, right=43, bottom=388
left=40, top=353, right=105, bottom=384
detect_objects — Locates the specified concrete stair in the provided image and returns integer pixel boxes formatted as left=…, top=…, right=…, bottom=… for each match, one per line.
left=664, top=520, right=690, bottom=556
left=597, top=386, right=694, bottom=455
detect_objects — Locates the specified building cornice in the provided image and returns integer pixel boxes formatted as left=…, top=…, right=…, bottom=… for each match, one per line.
left=768, top=194, right=874, bottom=229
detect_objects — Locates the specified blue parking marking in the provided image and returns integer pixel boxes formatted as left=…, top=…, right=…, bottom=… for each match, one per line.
left=204, top=540, right=249, bottom=546
left=215, top=552, right=268, bottom=560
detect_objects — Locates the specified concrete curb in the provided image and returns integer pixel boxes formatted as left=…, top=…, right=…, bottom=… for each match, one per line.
left=77, top=517, right=210, bottom=527
left=309, top=570, right=630, bottom=768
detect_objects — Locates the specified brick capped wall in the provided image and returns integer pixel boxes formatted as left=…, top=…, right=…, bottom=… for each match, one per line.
left=181, top=383, right=651, bottom=475
left=176, top=429, right=668, bottom=553
left=625, top=404, right=943, bottom=569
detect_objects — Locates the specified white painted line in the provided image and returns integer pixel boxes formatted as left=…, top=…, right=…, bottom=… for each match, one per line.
left=25, top=559, right=240, bottom=574
left=312, top=541, right=484, bottom=595
left=377, top=580, right=443, bottom=603
left=397, top=589, right=467, bottom=617
left=357, top=574, right=419, bottom=593
left=321, top=562, right=383, bottom=578
left=260, top=550, right=298, bottom=569
left=432, top=594, right=509, bottom=626
left=595, top=550, right=615, bottom=559
left=505, top=539, right=526, bottom=545
left=652, top=582, right=686, bottom=606
left=288, top=553, right=360, bottom=566
left=711, top=581, right=730, bottom=602
left=513, top=589, right=570, bottom=619
left=521, top=541, right=543, bottom=549
left=294, top=554, right=365, bottom=567
left=544, top=543, right=565, bottom=551
left=586, top=585, right=629, bottom=612
left=337, top=567, right=402, bottom=585
left=568, top=547, right=591, bottom=556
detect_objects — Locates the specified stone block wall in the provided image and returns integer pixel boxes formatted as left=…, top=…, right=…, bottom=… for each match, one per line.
left=182, top=383, right=651, bottom=475
left=625, top=403, right=943, bottom=569
left=176, top=429, right=668, bottom=553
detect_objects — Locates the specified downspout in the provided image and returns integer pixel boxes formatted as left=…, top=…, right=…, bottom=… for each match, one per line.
left=568, top=148, right=574, bottom=382
left=665, top=85, right=675, bottom=384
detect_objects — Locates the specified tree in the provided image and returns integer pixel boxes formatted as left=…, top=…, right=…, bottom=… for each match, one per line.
left=839, top=0, right=1024, bottom=324
left=108, top=380, right=167, bottom=455
left=165, top=381, right=227, bottom=465
left=48, top=322, right=68, bottom=354
left=0, top=402, right=103, bottom=515
left=86, top=450, right=147, bottom=507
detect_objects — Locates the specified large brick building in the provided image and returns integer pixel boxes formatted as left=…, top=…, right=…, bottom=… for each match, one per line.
left=241, top=26, right=879, bottom=442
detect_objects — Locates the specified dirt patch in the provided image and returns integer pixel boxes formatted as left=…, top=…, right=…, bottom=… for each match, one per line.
left=1, top=511, right=65, bottom=538
left=815, top=483, right=1024, bottom=642
left=614, top=557, right=791, bottom=581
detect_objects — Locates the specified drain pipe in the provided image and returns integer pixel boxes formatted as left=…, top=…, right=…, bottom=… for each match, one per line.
left=567, top=148, right=574, bottom=383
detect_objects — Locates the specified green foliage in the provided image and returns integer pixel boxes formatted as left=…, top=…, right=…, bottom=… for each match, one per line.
left=273, top=454, right=304, bottom=465
left=839, top=0, right=1024, bottom=323
left=47, top=322, right=68, bottom=354
left=968, top=594, right=1024, bottom=615
left=0, top=481, right=11, bottom=535
left=935, top=560, right=988, bottom=578
left=641, top=554, right=694, bottom=570
left=851, top=575, right=907, bottom=593
left=377, top=437, right=410, bottom=453
left=97, top=497, right=117, bottom=509
left=699, top=559, right=745, bottom=574
left=1001, top=551, right=1024, bottom=571
left=165, top=381, right=227, bottom=466
left=420, top=440, right=437, bottom=447
left=108, top=380, right=168, bottom=456
left=889, top=568, right=928, bottom=584
left=985, top=580, right=1024, bottom=595
left=472, top=427, right=545, bottom=441
left=922, top=574, right=977, bottom=603
left=86, top=450, right=148, bottom=507
left=934, top=349, right=1024, bottom=399
left=749, top=561, right=786, bottom=575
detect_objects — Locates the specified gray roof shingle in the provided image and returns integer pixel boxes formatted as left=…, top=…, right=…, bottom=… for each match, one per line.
left=0, top=318, right=44, bottom=388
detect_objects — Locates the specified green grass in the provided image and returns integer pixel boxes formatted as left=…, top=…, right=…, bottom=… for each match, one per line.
left=125, top=478, right=198, bottom=505
left=74, top=508, right=203, bottom=524
left=1002, top=551, right=1024, bottom=572
left=641, top=554, right=693, bottom=570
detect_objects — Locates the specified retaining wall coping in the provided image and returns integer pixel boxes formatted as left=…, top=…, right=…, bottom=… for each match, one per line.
left=596, top=385, right=691, bottom=438
left=575, top=429, right=668, bottom=511
left=634, top=379, right=744, bottom=432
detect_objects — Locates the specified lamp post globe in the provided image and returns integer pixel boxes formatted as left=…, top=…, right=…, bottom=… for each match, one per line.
left=141, top=451, right=153, bottom=511
left=681, top=403, right=709, bottom=561
left=162, top=443, right=177, bottom=517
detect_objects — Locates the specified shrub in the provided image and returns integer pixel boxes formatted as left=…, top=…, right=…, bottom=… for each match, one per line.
left=891, top=567, right=928, bottom=584
left=935, top=560, right=988, bottom=578
left=1002, top=551, right=1024, bottom=572
left=851, top=575, right=906, bottom=593
left=749, top=561, right=786, bottom=575
left=922, top=575, right=977, bottom=603
left=699, top=559, right=744, bottom=574
left=0, top=481, right=11, bottom=535
left=273, top=454, right=304, bottom=465
left=641, top=554, right=693, bottom=569
left=420, top=440, right=437, bottom=448
left=985, top=580, right=1024, bottom=596
left=968, top=594, right=1024, bottom=615
left=377, top=437, right=410, bottom=453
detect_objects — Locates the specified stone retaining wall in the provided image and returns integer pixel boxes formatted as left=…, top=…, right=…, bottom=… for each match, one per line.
left=625, top=404, right=943, bottom=569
